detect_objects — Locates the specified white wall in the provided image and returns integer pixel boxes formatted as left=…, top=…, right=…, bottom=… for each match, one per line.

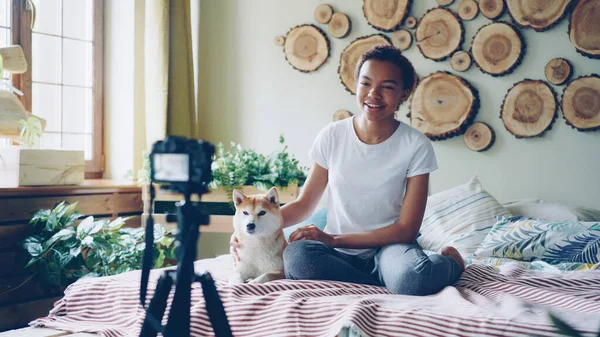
left=198, top=0, right=600, bottom=209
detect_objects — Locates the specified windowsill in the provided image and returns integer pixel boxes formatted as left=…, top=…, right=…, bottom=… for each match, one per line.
left=0, top=179, right=141, bottom=197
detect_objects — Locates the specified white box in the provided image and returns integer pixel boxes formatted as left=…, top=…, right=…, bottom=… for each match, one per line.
left=0, top=148, right=85, bottom=187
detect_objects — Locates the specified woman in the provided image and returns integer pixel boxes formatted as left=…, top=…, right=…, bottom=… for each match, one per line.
left=232, top=45, right=464, bottom=295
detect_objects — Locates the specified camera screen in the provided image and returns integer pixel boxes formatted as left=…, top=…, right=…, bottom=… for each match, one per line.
left=153, top=153, right=190, bottom=182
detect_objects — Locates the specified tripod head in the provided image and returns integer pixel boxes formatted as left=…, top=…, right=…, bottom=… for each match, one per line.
left=139, top=136, right=232, bottom=337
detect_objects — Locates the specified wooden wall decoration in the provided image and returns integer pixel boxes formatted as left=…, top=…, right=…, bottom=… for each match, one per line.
left=274, top=36, right=285, bottom=46
left=392, top=29, right=413, bottom=51
left=451, top=51, right=472, bottom=72
left=471, top=22, right=525, bottom=77
left=458, top=0, right=479, bottom=21
left=329, top=13, right=351, bottom=38
left=338, top=34, right=392, bottom=94
left=333, top=109, right=353, bottom=121
left=284, top=24, right=330, bottom=73
left=545, top=58, right=572, bottom=85
left=315, top=4, right=334, bottom=24
left=569, top=0, right=600, bottom=59
left=436, top=0, right=453, bottom=6
left=561, top=75, right=600, bottom=131
left=416, top=8, right=464, bottom=61
left=506, top=0, right=573, bottom=32
left=404, top=16, right=417, bottom=29
left=479, top=0, right=504, bottom=20
left=501, top=79, right=557, bottom=138
left=363, top=0, right=411, bottom=32
left=464, top=122, right=495, bottom=152
left=409, top=71, right=479, bottom=140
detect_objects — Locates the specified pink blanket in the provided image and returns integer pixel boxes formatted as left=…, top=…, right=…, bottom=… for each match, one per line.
left=32, top=256, right=600, bottom=337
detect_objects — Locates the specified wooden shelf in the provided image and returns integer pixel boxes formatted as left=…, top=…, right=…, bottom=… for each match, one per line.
left=0, top=179, right=141, bottom=197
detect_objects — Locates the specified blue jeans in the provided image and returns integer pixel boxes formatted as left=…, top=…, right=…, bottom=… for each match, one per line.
left=283, top=240, right=462, bottom=295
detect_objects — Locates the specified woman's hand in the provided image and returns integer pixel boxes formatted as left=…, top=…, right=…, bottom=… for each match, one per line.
left=229, top=234, right=242, bottom=266
left=289, top=224, right=334, bottom=246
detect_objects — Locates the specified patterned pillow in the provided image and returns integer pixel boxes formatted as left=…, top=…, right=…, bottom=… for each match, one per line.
left=417, top=176, right=512, bottom=255
left=474, top=217, right=600, bottom=264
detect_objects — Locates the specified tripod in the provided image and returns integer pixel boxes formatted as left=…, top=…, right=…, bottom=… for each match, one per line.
left=139, top=183, right=233, bottom=337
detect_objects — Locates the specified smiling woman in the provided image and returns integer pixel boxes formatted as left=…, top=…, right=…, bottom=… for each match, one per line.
left=258, top=45, right=467, bottom=296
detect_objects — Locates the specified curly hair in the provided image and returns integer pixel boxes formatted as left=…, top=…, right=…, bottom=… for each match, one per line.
left=354, top=45, right=418, bottom=94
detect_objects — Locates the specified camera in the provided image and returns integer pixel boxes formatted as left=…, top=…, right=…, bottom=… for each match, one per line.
left=150, top=136, right=215, bottom=195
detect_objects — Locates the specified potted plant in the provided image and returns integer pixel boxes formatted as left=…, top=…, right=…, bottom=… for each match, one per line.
left=139, top=135, right=307, bottom=227
left=19, top=201, right=176, bottom=289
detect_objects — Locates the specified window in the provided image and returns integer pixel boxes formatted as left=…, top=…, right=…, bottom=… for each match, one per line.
left=7, top=0, right=104, bottom=178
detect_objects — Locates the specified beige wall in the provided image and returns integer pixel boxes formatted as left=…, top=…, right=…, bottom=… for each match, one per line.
left=197, top=0, right=600, bottom=209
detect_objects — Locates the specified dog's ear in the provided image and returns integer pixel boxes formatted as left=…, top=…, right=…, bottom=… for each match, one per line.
left=266, top=187, right=279, bottom=205
left=232, top=189, right=247, bottom=208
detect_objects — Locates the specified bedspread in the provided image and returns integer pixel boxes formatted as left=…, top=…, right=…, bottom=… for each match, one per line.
left=31, top=255, right=600, bottom=337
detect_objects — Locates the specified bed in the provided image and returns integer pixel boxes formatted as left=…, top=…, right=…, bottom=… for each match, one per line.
left=10, top=177, right=600, bottom=336
left=18, top=253, right=600, bottom=337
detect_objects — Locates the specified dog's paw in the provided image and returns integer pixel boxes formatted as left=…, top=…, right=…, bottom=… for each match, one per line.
left=228, top=274, right=244, bottom=285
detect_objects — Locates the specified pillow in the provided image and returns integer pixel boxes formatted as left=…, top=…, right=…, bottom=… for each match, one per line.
left=474, top=216, right=600, bottom=264
left=417, top=176, right=512, bottom=256
left=283, top=208, right=327, bottom=242
left=502, top=199, right=600, bottom=222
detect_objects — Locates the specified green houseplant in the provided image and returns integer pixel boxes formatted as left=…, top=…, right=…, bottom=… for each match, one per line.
left=209, top=135, right=308, bottom=202
left=138, top=135, right=308, bottom=202
left=21, top=201, right=176, bottom=289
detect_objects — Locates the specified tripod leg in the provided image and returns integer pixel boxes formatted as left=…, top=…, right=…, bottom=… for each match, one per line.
left=196, top=272, right=233, bottom=337
left=139, top=271, right=175, bottom=337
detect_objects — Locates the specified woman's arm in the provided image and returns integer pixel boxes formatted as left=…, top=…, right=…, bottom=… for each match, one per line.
left=289, top=173, right=429, bottom=248
left=281, top=162, right=328, bottom=228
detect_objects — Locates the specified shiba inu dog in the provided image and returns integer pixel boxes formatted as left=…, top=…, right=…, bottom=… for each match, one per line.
left=228, top=187, right=286, bottom=284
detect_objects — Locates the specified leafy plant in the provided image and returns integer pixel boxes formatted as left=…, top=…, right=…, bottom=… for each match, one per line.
left=209, top=135, right=308, bottom=202
left=18, top=115, right=43, bottom=148
left=138, top=136, right=308, bottom=201
left=21, top=201, right=176, bottom=289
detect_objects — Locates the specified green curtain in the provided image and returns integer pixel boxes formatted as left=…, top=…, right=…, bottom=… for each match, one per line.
left=145, top=0, right=198, bottom=149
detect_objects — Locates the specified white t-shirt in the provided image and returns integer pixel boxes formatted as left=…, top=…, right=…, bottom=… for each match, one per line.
left=309, top=117, right=438, bottom=256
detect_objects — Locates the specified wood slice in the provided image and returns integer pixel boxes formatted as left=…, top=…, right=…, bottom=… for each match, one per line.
left=507, top=0, right=573, bottom=32
left=569, top=0, right=600, bottom=59
left=458, top=0, right=479, bottom=21
left=544, top=58, right=572, bottom=85
left=274, top=35, right=285, bottom=46
left=363, top=0, right=411, bottom=32
left=409, top=71, right=479, bottom=140
left=416, top=8, right=464, bottom=61
left=284, top=24, right=330, bottom=73
left=480, top=0, right=505, bottom=20
left=451, top=51, right=472, bottom=72
left=315, top=4, right=334, bottom=24
left=501, top=79, right=557, bottom=138
left=561, top=75, right=600, bottom=131
left=392, top=29, right=412, bottom=51
left=338, top=34, right=392, bottom=95
left=329, top=13, right=351, bottom=38
left=436, top=0, right=454, bottom=6
left=464, top=122, right=495, bottom=152
left=404, top=16, right=417, bottom=29
left=471, top=22, right=524, bottom=77
left=333, top=109, right=353, bottom=121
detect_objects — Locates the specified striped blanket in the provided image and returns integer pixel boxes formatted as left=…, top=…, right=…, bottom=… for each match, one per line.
left=32, top=255, right=600, bottom=337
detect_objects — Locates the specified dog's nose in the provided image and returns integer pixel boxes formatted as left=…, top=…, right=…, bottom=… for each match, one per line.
left=246, top=223, right=256, bottom=231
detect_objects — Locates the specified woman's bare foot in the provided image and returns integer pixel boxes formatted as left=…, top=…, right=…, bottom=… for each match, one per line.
left=441, top=246, right=465, bottom=272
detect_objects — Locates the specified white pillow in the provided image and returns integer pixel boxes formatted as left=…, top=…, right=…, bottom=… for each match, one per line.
left=418, top=176, right=512, bottom=256
left=502, top=199, right=600, bottom=222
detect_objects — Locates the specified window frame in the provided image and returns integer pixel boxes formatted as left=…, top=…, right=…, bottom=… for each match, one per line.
left=10, top=0, right=104, bottom=179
